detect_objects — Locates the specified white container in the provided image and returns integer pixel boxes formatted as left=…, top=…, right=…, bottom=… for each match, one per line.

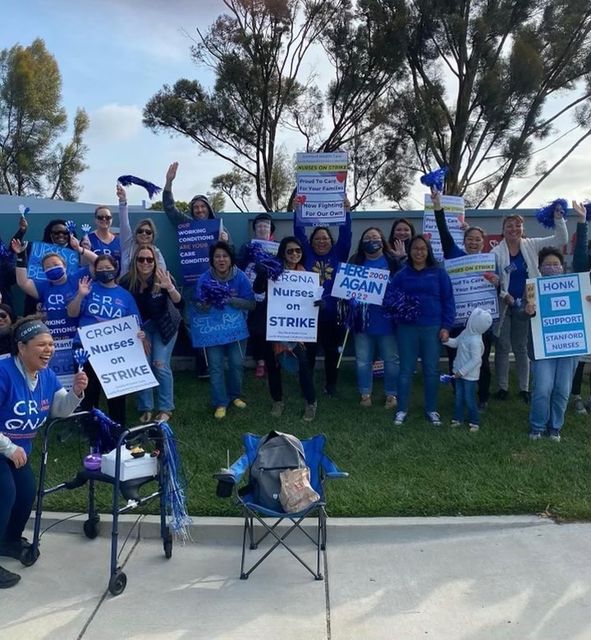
left=100, top=446, right=158, bottom=481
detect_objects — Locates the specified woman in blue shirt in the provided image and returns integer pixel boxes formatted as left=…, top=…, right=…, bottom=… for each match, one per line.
left=0, top=316, right=87, bottom=588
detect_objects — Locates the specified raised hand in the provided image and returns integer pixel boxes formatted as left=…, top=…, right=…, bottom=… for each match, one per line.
left=572, top=200, right=587, bottom=221
left=78, top=276, right=92, bottom=297
left=11, top=238, right=25, bottom=254
left=430, top=186, right=442, bottom=210
left=165, top=162, right=179, bottom=185
left=116, top=183, right=127, bottom=202
left=156, top=268, right=173, bottom=290
left=391, top=238, right=407, bottom=258
left=69, top=235, right=81, bottom=253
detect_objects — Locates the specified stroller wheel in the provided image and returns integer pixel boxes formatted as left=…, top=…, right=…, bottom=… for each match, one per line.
left=83, top=517, right=100, bottom=539
left=20, top=545, right=40, bottom=567
left=108, top=570, right=127, bottom=596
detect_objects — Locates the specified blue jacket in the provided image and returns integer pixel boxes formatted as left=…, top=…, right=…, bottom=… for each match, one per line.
left=392, top=265, right=456, bottom=329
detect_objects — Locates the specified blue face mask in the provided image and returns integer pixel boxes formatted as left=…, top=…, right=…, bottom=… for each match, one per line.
left=44, top=266, right=65, bottom=282
left=363, top=240, right=382, bottom=254
left=95, top=270, right=117, bottom=284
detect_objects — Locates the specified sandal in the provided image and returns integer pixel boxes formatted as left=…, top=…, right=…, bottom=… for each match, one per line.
left=139, top=411, right=152, bottom=424
left=154, top=411, right=173, bottom=423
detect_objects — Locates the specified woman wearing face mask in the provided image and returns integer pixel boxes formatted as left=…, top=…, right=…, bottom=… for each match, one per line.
left=117, top=184, right=167, bottom=278
left=392, top=235, right=456, bottom=427
left=431, top=188, right=499, bottom=410
left=348, top=227, right=401, bottom=409
left=491, top=206, right=568, bottom=403
left=120, top=245, right=182, bottom=424
left=195, top=242, right=254, bottom=419
left=67, top=255, right=143, bottom=426
left=388, top=218, right=416, bottom=261
left=294, top=201, right=352, bottom=397
left=0, top=316, right=87, bottom=589
left=524, top=246, right=586, bottom=441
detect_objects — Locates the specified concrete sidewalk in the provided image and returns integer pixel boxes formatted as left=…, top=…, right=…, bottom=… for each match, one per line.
left=1, top=515, right=590, bottom=639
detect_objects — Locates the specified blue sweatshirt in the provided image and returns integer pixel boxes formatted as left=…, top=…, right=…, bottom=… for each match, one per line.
left=392, top=265, right=456, bottom=329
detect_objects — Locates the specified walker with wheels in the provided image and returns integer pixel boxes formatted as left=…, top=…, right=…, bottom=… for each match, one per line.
left=25, top=410, right=174, bottom=596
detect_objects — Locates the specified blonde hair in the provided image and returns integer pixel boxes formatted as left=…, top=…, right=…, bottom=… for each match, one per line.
left=123, top=244, right=161, bottom=294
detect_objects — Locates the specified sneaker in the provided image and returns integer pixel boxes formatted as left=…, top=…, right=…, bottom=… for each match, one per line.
left=232, top=399, right=247, bottom=409
left=214, top=407, right=226, bottom=420
left=495, top=389, right=508, bottom=400
left=529, top=431, right=542, bottom=441
left=394, top=411, right=407, bottom=426
left=360, top=394, right=372, bottom=408
left=138, top=411, right=152, bottom=424
left=0, top=537, right=31, bottom=560
left=271, top=401, right=285, bottom=417
left=450, top=420, right=462, bottom=428
left=426, top=412, right=442, bottom=427
left=0, top=566, right=20, bottom=589
left=303, top=402, right=317, bottom=422
left=254, top=362, right=266, bottom=379
left=574, top=397, right=587, bottom=415
left=520, top=390, right=530, bottom=404
left=548, top=428, right=561, bottom=442
left=469, top=423, right=480, bottom=432
left=384, top=395, right=398, bottom=410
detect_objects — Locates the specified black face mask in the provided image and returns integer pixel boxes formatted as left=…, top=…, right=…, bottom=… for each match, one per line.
left=95, top=270, right=117, bottom=284
left=362, top=240, right=382, bottom=254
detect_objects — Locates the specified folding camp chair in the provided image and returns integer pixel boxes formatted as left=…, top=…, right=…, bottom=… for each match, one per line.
left=215, top=432, right=348, bottom=580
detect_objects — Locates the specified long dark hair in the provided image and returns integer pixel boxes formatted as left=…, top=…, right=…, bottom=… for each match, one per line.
left=388, top=218, right=416, bottom=248
left=407, top=235, right=437, bottom=269
left=352, top=227, right=390, bottom=265
left=309, top=226, right=335, bottom=250
left=42, top=219, right=75, bottom=244
left=277, top=236, right=305, bottom=266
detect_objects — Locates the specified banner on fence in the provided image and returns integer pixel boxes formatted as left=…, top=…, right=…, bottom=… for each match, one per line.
left=423, top=195, right=465, bottom=261
left=444, top=253, right=499, bottom=323
left=529, top=273, right=591, bottom=360
left=266, top=271, right=320, bottom=342
left=27, top=242, right=79, bottom=282
left=295, top=152, right=348, bottom=226
left=79, top=315, right=158, bottom=398
left=331, top=262, right=389, bottom=305
left=178, top=219, right=222, bottom=286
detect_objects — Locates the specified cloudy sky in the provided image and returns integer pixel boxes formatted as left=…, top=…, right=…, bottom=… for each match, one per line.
left=1, top=0, right=590, bottom=210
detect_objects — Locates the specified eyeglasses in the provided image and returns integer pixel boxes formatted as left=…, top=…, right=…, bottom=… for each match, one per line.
left=136, top=229, right=153, bottom=236
left=136, top=256, right=155, bottom=264
left=286, top=248, right=302, bottom=255
left=96, top=215, right=112, bottom=221
left=0, top=312, right=8, bottom=320
left=51, top=230, right=69, bottom=237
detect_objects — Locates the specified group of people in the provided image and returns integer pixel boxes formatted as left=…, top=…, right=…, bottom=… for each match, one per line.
left=0, top=162, right=590, bottom=590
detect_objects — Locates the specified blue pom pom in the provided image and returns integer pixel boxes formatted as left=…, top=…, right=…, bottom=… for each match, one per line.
left=420, top=167, right=448, bottom=193
left=196, top=279, right=231, bottom=309
left=117, top=175, right=162, bottom=199
left=440, top=374, right=455, bottom=384
left=247, top=243, right=283, bottom=281
left=383, top=288, right=421, bottom=323
left=535, top=198, right=568, bottom=229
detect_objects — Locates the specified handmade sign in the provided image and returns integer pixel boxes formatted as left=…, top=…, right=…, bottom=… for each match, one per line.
left=331, top=262, right=389, bottom=305
left=528, top=273, right=591, bottom=359
left=189, top=305, right=249, bottom=348
left=266, top=271, right=320, bottom=342
left=295, top=152, right=348, bottom=226
left=27, top=242, right=79, bottom=281
left=444, top=253, right=499, bottom=323
left=178, top=219, right=222, bottom=285
left=79, top=315, right=158, bottom=398
left=423, top=194, right=465, bottom=260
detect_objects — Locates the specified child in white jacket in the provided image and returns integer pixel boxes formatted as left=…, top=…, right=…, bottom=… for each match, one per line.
left=443, top=308, right=493, bottom=431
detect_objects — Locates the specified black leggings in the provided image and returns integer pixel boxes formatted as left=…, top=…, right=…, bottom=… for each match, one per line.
left=264, top=342, right=316, bottom=405
left=571, top=361, right=590, bottom=396
left=306, top=319, right=344, bottom=392
left=0, top=457, right=36, bottom=545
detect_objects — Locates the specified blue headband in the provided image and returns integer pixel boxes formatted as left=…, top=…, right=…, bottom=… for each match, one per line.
left=15, top=320, right=51, bottom=344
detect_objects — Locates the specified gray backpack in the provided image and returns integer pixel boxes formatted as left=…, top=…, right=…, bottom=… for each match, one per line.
left=249, top=431, right=307, bottom=511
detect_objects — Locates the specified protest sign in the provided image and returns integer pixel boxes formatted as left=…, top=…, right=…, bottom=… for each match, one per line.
left=178, top=219, right=222, bottom=286
left=295, top=152, right=348, bottom=226
left=266, top=271, right=320, bottom=342
left=27, top=242, right=79, bottom=281
left=79, top=315, right=158, bottom=398
left=189, top=305, right=249, bottom=348
left=528, top=273, right=591, bottom=360
left=423, top=195, right=465, bottom=260
left=331, top=262, right=389, bottom=305
left=46, top=316, right=78, bottom=390
left=444, top=253, right=499, bottom=323
left=250, top=239, right=279, bottom=255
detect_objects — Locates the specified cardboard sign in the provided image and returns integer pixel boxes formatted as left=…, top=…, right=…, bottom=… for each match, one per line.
left=331, top=262, right=389, bottom=305
left=79, top=315, right=158, bottom=398
left=423, top=194, right=465, bottom=260
left=27, top=242, right=79, bottom=281
left=266, top=271, right=320, bottom=342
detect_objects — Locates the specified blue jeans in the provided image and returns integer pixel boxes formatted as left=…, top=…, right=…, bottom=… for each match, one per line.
left=397, top=324, right=441, bottom=414
left=354, top=333, right=399, bottom=396
left=137, top=328, right=178, bottom=413
left=453, top=378, right=479, bottom=424
left=206, top=340, right=247, bottom=407
left=529, top=356, right=578, bottom=433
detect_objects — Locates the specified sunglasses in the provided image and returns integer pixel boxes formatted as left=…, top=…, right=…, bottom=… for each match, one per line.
left=286, top=248, right=302, bottom=255
left=136, top=256, right=155, bottom=264
left=136, top=228, right=153, bottom=236
left=0, top=312, right=8, bottom=320
left=51, top=230, right=69, bottom=236
left=96, top=215, right=112, bottom=221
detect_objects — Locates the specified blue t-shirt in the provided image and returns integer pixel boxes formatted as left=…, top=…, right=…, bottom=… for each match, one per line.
left=88, top=232, right=121, bottom=266
left=507, top=251, right=528, bottom=302
left=360, top=255, right=394, bottom=336
left=0, top=358, right=63, bottom=454
left=79, top=283, right=140, bottom=327
left=36, top=268, right=89, bottom=321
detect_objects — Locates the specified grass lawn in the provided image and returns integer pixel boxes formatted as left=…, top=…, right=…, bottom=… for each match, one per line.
left=32, top=364, right=591, bottom=520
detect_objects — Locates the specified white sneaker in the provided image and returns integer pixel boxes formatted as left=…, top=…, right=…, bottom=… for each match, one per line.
left=469, top=423, right=479, bottom=432
left=394, top=411, right=407, bottom=426
left=450, top=420, right=461, bottom=428
left=426, top=412, right=442, bottom=427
